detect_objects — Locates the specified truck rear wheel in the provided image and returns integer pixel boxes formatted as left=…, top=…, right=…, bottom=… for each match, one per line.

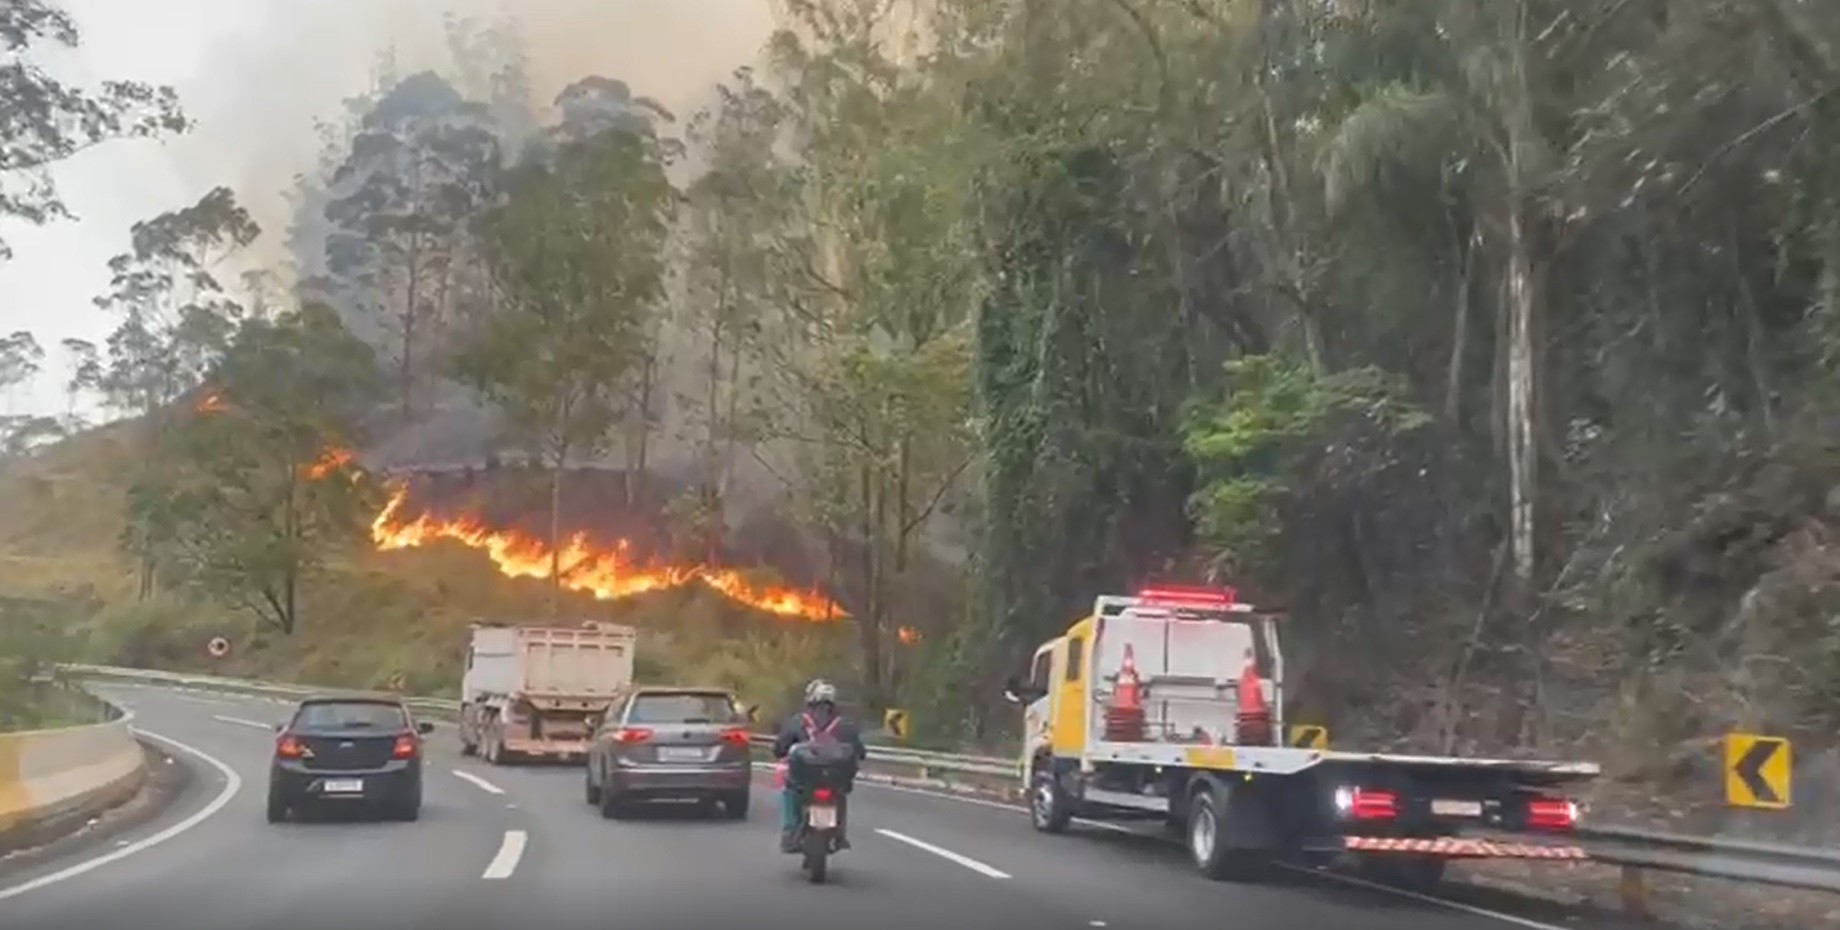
left=1187, top=785, right=1258, bottom=881
left=1029, top=766, right=1073, bottom=834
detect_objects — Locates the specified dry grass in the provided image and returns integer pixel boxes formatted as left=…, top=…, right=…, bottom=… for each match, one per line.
left=0, top=427, right=851, bottom=713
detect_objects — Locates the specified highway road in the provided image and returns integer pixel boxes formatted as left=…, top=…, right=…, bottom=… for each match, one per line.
left=0, top=682, right=1662, bottom=930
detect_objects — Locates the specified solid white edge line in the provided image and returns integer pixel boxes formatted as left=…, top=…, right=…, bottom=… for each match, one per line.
left=875, top=828, right=1012, bottom=879
left=481, top=830, right=527, bottom=880
left=847, top=781, right=1571, bottom=930
left=1274, top=863, right=1573, bottom=930
left=452, top=769, right=505, bottom=795
left=210, top=715, right=272, bottom=731
left=0, top=728, right=243, bottom=903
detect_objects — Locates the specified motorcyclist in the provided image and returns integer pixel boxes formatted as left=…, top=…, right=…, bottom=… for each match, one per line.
left=771, top=678, right=868, bottom=853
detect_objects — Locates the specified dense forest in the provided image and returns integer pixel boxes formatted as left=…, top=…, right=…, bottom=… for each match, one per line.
left=6, top=0, right=1840, bottom=818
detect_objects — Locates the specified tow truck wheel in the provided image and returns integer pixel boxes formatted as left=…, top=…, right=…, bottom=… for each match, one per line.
left=1029, top=766, right=1073, bottom=834
left=1187, top=786, right=1254, bottom=881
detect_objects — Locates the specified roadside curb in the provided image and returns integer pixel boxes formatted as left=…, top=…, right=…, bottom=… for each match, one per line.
left=0, top=740, right=184, bottom=875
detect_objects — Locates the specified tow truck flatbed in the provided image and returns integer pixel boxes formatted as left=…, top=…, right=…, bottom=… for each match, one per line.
left=1004, top=585, right=1601, bottom=887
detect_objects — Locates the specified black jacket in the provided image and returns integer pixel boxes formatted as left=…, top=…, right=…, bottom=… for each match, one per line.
left=771, top=706, right=869, bottom=763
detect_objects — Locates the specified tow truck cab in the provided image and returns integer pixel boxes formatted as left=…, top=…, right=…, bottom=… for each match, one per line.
left=1004, top=585, right=1597, bottom=887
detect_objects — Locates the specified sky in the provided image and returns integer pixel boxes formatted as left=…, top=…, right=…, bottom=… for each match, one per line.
left=0, top=0, right=777, bottom=419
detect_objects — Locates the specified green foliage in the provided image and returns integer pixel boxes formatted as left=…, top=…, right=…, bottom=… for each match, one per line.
left=1182, top=356, right=1431, bottom=568
left=458, top=128, right=673, bottom=467
left=0, top=0, right=189, bottom=260
left=124, top=306, right=380, bottom=634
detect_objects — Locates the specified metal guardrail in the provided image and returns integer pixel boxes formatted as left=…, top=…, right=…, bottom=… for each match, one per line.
left=57, top=663, right=1840, bottom=901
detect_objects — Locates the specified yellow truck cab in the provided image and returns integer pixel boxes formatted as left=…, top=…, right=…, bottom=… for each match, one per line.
left=1003, top=585, right=1600, bottom=888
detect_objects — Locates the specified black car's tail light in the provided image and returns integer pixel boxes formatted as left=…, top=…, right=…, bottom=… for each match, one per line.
left=276, top=735, right=306, bottom=759
left=392, top=734, right=417, bottom=759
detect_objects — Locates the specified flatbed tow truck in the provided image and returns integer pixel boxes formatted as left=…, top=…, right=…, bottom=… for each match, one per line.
left=1003, top=585, right=1599, bottom=887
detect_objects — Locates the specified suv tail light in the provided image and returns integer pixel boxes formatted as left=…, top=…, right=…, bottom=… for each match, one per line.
left=1526, top=798, right=1579, bottom=831
left=392, top=734, right=418, bottom=759
left=616, top=727, right=653, bottom=744
left=719, top=727, right=750, bottom=746
left=276, top=735, right=305, bottom=759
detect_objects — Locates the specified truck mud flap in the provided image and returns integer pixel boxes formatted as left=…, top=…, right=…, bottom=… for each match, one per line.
left=1341, top=836, right=1588, bottom=860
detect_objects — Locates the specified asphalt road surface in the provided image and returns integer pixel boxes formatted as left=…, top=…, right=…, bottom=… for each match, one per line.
left=0, top=683, right=1661, bottom=930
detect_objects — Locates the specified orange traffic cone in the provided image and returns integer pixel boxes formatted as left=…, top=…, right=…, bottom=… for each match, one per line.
left=1235, top=652, right=1273, bottom=746
left=1116, top=644, right=1142, bottom=710
left=1104, top=644, right=1147, bottom=742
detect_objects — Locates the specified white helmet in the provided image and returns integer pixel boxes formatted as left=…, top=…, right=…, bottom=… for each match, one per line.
left=804, top=678, right=837, bottom=706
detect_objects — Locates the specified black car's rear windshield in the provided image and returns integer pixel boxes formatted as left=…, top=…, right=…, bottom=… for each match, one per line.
left=627, top=692, right=739, bottom=724
left=293, top=701, right=408, bottom=730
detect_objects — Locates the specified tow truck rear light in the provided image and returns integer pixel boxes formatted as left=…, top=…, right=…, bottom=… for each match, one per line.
left=812, top=788, right=834, bottom=802
left=1526, top=798, right=1579, bottom=831
left=392, top=734, right=417, bottom=759
left=1134, top=585, right=1239, bottom=608
left=616, top=726, right=653, bottom=744
left=1334, top=787, right=1398, bottom=821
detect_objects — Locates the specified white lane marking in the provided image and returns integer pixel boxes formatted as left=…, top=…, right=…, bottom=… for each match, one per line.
left=173, top=695, right=233, bottom=706
left=875, top=828, right=1011, bottom=879
left=481, top=830, right=528, bottom=880
left=211, top=714, right=272, bottom=731
left=0, top=729, right=243, bottom=903
left=452, top=769, right=504, bottom=795
left=1273, top=864, right=1572, bottom=930
left=844, top=780, right=1570, bottom=930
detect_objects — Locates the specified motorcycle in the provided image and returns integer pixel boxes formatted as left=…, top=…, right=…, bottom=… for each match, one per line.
left=783, top=746, right=855, bottom=883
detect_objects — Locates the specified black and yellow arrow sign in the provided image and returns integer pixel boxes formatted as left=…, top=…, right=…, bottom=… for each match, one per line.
left=1288, top=724, right=1328, bottom=750
left=884, top=708, right=909, bottom=741
left=1724, top=733, right=1791, bottom=809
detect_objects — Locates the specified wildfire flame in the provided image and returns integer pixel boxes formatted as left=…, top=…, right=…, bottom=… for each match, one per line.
left=369, top=488, right=848, bottom=620
left=303, top=446, right=355, bottom=480
left=193, top=390, right=227, bottom=413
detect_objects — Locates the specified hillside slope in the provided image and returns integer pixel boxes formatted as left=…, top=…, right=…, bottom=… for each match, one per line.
left=0, top=426, right=855, bottom=716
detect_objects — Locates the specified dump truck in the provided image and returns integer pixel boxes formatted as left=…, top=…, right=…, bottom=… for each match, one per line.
left=459, top=623, right=637, bottom=765
left=1003, top=585, right=1600, bottom=888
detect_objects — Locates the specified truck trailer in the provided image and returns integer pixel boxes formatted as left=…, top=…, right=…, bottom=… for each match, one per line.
left=459, top=623, right=637, bottom=765
left=1004, top=585, right=1599, bottom=888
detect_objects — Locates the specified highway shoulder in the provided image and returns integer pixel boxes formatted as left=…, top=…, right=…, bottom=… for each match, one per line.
left=0, top=740, right=191, bottom=887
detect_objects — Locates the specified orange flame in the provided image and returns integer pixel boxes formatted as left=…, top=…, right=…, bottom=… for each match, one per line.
left=368, top=488, right=847, bottom=620
left=194, top=390, right=227, bottom=413
left=304, top=446, right=355, bottom=480
left=897, top=625, right=921, bottom=645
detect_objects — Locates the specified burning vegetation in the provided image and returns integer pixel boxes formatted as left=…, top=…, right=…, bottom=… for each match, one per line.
left=368, top=487, right=848, bottom=621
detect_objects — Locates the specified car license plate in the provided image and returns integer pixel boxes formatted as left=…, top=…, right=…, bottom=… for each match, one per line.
left=807, top=804, right=838, bottom=829
left=322, top=779, right=363, bottom=794
left=658, top=747, right=705, bottom=763
left=1431, top=799, right=1482, bottom=817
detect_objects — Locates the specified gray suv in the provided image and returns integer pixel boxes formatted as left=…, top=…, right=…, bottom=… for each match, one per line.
left=584, top=687, right=756, bottom=819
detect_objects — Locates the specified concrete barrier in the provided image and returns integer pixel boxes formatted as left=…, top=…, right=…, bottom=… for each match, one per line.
left=0, top=697, right=147, bottom=853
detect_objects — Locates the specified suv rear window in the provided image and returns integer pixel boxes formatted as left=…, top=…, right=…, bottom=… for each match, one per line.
left=293, top=701, right=408, bottom=729
left=627, top=692, right=739, bottom=725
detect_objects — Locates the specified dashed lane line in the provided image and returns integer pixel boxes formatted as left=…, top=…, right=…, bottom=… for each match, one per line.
left=875, top=828, right=1012, bottom=879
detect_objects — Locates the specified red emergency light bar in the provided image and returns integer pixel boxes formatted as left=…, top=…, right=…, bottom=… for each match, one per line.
left=1134, top=585, right=1238, bottom=608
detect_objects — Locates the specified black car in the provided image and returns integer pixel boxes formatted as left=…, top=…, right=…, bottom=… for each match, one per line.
left=267, top=695, right=434, bottom=823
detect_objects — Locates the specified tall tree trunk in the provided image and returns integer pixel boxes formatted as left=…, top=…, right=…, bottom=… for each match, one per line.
left=1504, top=0, right=1541, bottom=591
left=1445, top=219, right=1479, bottom=423
left=549, top=446, right=565, bottom=618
